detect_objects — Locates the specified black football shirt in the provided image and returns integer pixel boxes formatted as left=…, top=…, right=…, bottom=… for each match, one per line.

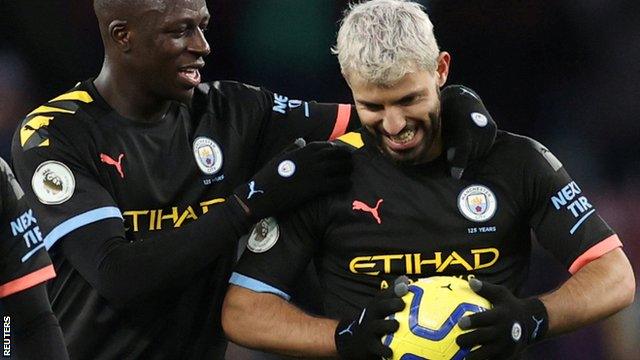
left=0, top=157, right=54, bottom=300
left=11, top=79, right=355, bottom=359
left=233, top=129, right=621, bottom=320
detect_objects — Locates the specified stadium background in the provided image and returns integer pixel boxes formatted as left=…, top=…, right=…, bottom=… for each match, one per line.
left=1, top=0, right=637, bottom=358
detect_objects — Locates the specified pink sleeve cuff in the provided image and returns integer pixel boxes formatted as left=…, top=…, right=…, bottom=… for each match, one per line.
left=328, top=104, right=352, bottom=140
left=568, top=234, right=622, bottom=274
left=0, top=265, right=56, bottom=298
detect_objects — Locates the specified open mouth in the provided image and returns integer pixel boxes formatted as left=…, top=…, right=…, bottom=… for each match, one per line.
left=178, top=68, right=201, bottom=87
left=383, top=126, right=424, bottom=152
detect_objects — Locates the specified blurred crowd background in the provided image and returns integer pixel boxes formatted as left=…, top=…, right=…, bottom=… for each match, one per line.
left=1, top=0, right=638, bottom=358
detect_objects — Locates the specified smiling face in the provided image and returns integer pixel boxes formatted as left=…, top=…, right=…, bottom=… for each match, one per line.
left=124, top=0, right=211, bottom=103
left=347, top=53, right=450, bottom=165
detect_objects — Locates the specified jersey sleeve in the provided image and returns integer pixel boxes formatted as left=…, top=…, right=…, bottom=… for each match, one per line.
left=523, top=138, right=620, bottom=274
left=0, top=158, right=55, bottom=298
left=11, top=111, right=123, bottom=253
left=230, top=199, right=327, bottom=300
left=214, top=82, right=359, bottom=166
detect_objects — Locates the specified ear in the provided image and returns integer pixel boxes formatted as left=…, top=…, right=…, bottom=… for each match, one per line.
left=435, top=51, right=451, bottom=87
left=109, top=20, right=132, bottom=52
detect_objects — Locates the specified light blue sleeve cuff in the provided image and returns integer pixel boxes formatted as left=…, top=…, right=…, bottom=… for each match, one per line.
left=229, top=272, right=291, bottom=301
left=44, top=206, right=123, bottom=250
left=21, top=206, right=123, bottom=263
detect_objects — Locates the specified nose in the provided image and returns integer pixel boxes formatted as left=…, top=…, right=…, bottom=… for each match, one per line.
left=381, top=107, right=406, bottom=135
left=189, top=27, right=211, bottom=57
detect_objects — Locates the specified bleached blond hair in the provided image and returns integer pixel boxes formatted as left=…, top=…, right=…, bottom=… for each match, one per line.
left=332, top=0, right=440, bottom=86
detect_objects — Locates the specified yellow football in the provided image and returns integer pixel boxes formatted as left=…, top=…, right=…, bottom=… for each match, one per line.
left=382, top=276, right=492, bottom=360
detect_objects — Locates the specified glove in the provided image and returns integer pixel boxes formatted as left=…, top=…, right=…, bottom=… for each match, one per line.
left=456, top=278, right=548, bottom=360
left=440, top=85, right=498, bottom=179
left=335, top=276, right=410, bottom=360
left=233, top=138, right=353, bottom=222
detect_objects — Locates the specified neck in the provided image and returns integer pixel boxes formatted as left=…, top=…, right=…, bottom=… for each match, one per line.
left=94, top=63, right=172, bottom=122
left=424, top=130, right=443, bottom=163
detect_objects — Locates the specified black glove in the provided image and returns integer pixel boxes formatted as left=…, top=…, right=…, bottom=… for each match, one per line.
left=456, top=278, right=548, bottom=360
left=233, top=139, right=353, bottom=222
left=441, top=85, right=498, bottom=179
left=335, top=276, right=410, bottom=360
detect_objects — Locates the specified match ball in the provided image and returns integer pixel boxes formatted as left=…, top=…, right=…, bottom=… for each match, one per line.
left=383, top=276, right=492, bottom=360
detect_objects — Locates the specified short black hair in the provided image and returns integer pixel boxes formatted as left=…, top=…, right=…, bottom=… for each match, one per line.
left=93, top=0, right=167, bottom=21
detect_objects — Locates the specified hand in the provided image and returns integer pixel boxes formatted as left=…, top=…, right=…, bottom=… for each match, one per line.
left=456, top=278, right=548, bottom=360
left=233, top=139, right=353, bottom=221
left=440, top=85, right=497, bottom=179
left=334, top=276, right=410, bottom=360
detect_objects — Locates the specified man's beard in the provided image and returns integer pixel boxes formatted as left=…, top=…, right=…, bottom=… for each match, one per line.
left=371, top=109, right=442, bottom=166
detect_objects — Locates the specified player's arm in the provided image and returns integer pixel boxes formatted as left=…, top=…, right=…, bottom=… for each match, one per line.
left=526, top=139, right=635, bottom=335
left=202, top=82, right=357, bottom=221
left=77, top=140, right=350, bottom=307
left=233, top=82, right=358, bottom=168
left=223, top=285, right=339, bottom=357
left=457, top=248, right=634, bottom=360
left=221, top=203, right=338, bottom=357
left=13, top=96, right=352, bottom=310
left=56, top=202, right=249, bottom=308
left=221, top=205, right=335, bottom=356
left=539, top=247, right=635, bottom=335
left=0, top=158, right=68, bottom=359
left=25, top=146, right=342, bottom=308
left=223, top=280, right=407, bottom=359
left=2, top=283, right=70, bottom=360
left=238, top=82, right=497, bottom=176
left=457, top=138, right=635, bottom=360
left=222, top=203, right=406, bottom=359
left=11, top=133, right=254, bottom=308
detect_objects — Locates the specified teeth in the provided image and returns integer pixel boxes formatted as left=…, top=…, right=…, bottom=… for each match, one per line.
left=389, top=128, right=415, bottom=144
left=181, top=69, right=198, bottom=80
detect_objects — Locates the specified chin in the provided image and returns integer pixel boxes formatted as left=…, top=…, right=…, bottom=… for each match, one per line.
left=383, top=144, right=428, bottom=165
left=172, top=87, right=195, bottom=104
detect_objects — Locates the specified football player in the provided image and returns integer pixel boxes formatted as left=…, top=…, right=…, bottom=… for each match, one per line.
left=222, top=1, right=635, bottom=359
left=0, top=158, right=68, bottom=359
left=10, top=0, right=494, bottom=358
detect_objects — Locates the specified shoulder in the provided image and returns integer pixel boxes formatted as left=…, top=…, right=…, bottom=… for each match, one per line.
left=191, top=81, right=277, bottom=122
left=198, top=80, right=273, bottom=104
left=0, top=156, right=23, bottom=218
left=15, top=82, right=99, bottom=152
left=483, top=131, right=563, bottom=173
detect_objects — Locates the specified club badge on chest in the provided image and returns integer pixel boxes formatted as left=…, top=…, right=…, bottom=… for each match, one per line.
left=457, top=184, right=497, bottom=222
left=193, top=136, right=224, bottom=178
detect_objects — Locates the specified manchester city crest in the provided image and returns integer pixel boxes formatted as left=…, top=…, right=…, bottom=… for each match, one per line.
left=192, top=136, right=223, bottom=175
left=457, top=185, right=497, bottom=222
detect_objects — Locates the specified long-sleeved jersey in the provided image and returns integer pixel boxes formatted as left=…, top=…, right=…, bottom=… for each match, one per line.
left=11, top=79, right=355, bottom=359
left=0, top=157, right=67, bottom=359
left=0, top=157, right=54, bottom=299
left=232, top=129, right=621, bottom=320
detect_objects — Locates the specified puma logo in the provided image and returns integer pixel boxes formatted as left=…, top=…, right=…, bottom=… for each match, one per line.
left=532, top=316, right=544, bottom=340
left=352, top=199, right=383, bottom=224
left=247, top=181, right=264, bottom=199
left=100, top=153, right=125, bottom=178
left=338, top=321, right=355, bottom=336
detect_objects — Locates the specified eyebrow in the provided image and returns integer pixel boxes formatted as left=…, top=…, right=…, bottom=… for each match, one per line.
left=164, top=14, right=210, bottom=27
left=356, top=90, right=425, bottom=107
